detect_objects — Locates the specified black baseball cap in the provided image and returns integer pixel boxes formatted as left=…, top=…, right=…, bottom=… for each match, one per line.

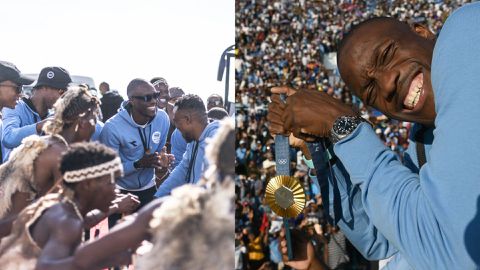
left=34, top=66, right=72, bottom=90
left=0, top=61, right=34, bottom=85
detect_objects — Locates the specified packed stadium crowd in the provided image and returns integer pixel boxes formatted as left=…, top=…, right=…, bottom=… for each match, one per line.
left=235, top=0, right=474, bottom=269
left=0, top=60, right=233, bottom=269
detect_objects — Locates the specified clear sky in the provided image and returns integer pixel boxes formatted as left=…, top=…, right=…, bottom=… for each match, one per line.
left=1, top=0, right=235, bottom=103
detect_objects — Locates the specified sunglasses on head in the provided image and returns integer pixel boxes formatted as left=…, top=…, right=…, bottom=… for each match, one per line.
left=131, top=92, right=161, bottom=102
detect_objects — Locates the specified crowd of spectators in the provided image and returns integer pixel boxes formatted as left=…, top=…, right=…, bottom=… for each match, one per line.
left=235, top=0, right=473, bottom=269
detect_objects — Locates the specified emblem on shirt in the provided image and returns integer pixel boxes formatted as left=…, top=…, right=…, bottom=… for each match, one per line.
left=129, top=140, right=138, bottom=147
left=152, top=131, right=161, bottom=144
left=47, top=71, right=55, bottom=79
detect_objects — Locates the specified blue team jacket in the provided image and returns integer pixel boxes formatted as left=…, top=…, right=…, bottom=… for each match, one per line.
left=332, top=4, right=480, bottom=269
left=155, top=120, right=219, bottom=198
left=2, top=99, right=41, bottom=161
left=99, top=107, right=169, bottom=190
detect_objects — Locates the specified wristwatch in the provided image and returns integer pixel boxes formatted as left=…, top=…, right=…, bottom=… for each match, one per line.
left=329, top=115, right=366, bottom=144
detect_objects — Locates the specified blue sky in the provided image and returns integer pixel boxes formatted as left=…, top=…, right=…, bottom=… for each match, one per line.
left=1, top=0, right=234, bottom=103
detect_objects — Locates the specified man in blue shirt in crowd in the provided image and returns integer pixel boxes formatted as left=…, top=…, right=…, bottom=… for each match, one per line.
left=155, top=94, right=219, bottom=198
left=0, top=61, right=34, bottom=163
left=151, top=77, right=169, bottom=110
left=100, top=78, right=171, bottom=227
left=0, top=61, right=33, bottom=110
left=268, top=2, right=480, bottom=269
left=2, top=66, right=72, bottom=161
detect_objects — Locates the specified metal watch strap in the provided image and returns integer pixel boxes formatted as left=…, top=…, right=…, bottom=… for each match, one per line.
left=330, top=115, right=365, bottom=144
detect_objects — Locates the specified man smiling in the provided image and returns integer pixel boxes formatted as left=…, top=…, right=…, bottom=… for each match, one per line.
left=100, top=78, right=172, bottom=227
left=0, top=61, right=34, bottom=163
left=337, top=18, right=436, bottom=126
left=0, top=61, right=33, bottom=110
left=151, top=77, right=169, bottom=110
left=268, top=2, right=480, bottom=269
left=2, top=66, right=72, bottom=161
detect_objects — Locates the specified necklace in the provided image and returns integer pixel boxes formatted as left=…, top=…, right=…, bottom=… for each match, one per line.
left=52, top=134, right=69, bottom=147
left=130, top=111, right=149, bottom=128
left=62, top=197, right=84, bottom=221
left=62, top=196, right=85, bottom=242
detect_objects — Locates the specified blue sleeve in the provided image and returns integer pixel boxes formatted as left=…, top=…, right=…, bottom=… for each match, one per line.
left=310, top=143, right=397, bottom=260
left=333, top=123, right=466, bottom=269
left=99, top=123, right=136, bottom=176
left=154, top=144, right=190, bottom=198
left=1, top=107, right=37, bottom=149
left=155, top=110, right=170, bottom=152
left=332, top=166, right=397, bottom=260
left=171, top=129, right=187, bottom=167
left=382, top=253, right=414, bottom=270
left=334, top=6, right=480, bottom=268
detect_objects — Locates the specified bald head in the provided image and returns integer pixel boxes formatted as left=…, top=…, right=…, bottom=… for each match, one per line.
left=337, top=16, right=437, bottom=126
left=126, top=79, right=152, bottom=97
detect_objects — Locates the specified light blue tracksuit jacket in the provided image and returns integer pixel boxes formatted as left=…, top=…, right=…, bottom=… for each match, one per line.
left=155, top=120, right=219, bottom=197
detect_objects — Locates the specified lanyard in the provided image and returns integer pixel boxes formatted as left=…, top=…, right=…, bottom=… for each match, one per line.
left=137, top=127, right=151, bottom=154
left=185, top=141, right=200, bottom=183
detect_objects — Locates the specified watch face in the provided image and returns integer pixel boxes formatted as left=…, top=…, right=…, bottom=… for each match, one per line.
left=334, top=116, right=358, bottom=135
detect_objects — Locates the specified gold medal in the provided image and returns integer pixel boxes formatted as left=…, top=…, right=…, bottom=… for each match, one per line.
left=265, top=175, right=306, bottom=218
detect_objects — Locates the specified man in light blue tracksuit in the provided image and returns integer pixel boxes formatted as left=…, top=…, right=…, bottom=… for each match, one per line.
left=269, top=3, right=480, bottom=269
left=155, top=94, right=219, bottom=198
left=2, top=66, right=72, bottom=161
left=99, top=78, right=170, bottom=227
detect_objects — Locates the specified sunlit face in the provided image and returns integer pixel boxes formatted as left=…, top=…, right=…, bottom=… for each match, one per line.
left=0, top=80, right=21, bottom=109
left=153, top=83, right=169, bottom=109
left=129, top=84, right=158, bottom=118
left=99, top=83, right=109, bottom=94
left=338, top=18, right=436, bottom=126
left=76, top=108, right=99, bottom=142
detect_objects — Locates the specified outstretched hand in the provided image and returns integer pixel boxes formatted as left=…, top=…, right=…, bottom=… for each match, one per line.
left=113, top=193, right=140, bottom=215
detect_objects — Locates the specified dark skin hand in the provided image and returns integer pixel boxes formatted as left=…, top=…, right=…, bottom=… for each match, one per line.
left=72, top=198, right=165, bottom=269
left=136, top=147, right=174, bottom=170
left=267, top=86, right=356, bottom=142
left=113, top=193, right=140, bottom=215
left=278, top=228, right=327, bottom=270
left=83, top=193, right=140, bottom=229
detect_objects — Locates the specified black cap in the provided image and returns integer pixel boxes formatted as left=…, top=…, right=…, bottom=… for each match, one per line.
left=0, top=61, right=34, bottom=85
left=34, top=67, right=72, bottom=90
